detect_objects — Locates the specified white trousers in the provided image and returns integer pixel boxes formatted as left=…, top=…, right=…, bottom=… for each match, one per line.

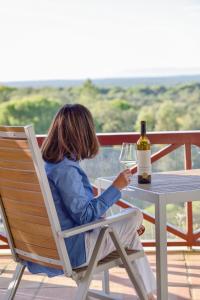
left=81, top=207, right=156, bottom=295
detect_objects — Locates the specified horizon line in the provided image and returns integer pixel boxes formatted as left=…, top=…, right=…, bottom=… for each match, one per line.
left=2, top=73, right=200, bottom=83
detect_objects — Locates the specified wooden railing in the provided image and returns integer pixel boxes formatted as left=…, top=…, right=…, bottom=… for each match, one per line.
left=94, top=131, right=200, bottom=247
left=1, top=131, right=200, bottom=249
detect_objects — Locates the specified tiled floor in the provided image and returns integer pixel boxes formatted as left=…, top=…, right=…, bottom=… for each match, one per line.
left=0, top=251, right=200, bottom=299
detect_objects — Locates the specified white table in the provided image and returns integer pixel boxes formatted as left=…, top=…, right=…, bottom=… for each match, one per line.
left=96, top=169, right=200, bottom=300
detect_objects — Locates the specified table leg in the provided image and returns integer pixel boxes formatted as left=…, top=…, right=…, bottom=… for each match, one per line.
left=155, top=196, right=168, bottom=300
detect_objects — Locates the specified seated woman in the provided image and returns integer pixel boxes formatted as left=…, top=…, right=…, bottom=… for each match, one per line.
left=26, top=104, right=156, bottom=299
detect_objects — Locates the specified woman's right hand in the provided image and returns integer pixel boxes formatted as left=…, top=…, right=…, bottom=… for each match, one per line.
left=112, top=169, right=132, bottom=190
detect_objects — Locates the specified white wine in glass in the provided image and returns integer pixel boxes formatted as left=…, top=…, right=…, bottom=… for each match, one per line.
left=119, top=143, right=137, bottom=169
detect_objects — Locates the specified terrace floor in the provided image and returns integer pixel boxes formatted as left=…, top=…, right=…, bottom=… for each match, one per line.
left=0, top=251, right=200, bottom=300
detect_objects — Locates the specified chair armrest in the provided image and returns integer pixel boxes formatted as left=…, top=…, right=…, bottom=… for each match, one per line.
left=57, top=208, right=136, bottom=239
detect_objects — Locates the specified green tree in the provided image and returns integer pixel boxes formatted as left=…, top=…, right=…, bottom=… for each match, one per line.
left=91, top=100, right=137, bottom=133
left=135, top=106, right=156, bottom=131
left=0, top=86, right=17, bottom=103
left=155, top=101, right=179, bottom=131
left=109, top=99, right=132, bottom=110
left=78, top=79, right=100, bottom=107
left=0, top=96, right=61, bottom=133
left=177, top=106, right=200, bottom=130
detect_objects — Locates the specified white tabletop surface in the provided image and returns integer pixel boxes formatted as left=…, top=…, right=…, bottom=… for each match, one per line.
left=97, top=169, right=200, bottom=203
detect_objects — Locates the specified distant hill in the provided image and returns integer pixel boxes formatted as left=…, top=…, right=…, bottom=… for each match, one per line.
left=2, top=74, right=200, bottom=88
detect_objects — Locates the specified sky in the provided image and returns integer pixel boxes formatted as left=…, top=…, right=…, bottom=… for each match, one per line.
left=0, top=0, right=200, bottom=81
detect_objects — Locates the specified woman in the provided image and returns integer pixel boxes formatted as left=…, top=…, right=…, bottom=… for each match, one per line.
left=26, top=104, right=156, bottom=299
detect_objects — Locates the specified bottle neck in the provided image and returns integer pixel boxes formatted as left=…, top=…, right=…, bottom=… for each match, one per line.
left=141, top=121, right=146, bottom=136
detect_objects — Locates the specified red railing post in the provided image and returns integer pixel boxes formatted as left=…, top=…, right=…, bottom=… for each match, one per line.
left=0, top=234, right=8, bottom=249
left=184, top=143, right=193, bottom=247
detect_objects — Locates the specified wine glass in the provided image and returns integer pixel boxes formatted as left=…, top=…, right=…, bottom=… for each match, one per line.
left=119, top=143, right=137, bottom=170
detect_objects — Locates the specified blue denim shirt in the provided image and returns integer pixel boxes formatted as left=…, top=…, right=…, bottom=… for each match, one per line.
left=25, top=157, right=121, bottom=276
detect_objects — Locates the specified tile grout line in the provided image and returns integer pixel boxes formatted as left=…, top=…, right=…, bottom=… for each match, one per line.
left=0, top=260, right=15, bottom=276
left=183, top=252, right=193, bottom=300
left=0, top=259, right=46, bottom=300
left=30, top=275, right=46, bottom=300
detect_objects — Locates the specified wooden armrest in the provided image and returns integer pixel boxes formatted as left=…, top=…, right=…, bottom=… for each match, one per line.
left=57, top=208, right=136, bottom=239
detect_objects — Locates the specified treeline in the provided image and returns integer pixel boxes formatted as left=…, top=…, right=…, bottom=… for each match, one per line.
left=1, top=80, right=200, bottom=234
left=0, top=79, right=200, bottom=133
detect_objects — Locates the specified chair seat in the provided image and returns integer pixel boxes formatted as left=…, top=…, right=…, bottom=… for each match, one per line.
left=73, top=249, right=142, bottom=275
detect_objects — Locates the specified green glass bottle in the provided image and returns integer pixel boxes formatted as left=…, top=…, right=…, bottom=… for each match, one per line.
left=137, top=121, right=151, bottom=184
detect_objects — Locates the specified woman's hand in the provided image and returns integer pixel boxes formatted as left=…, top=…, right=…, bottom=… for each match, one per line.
left=112, top=169, right=132, bottom=190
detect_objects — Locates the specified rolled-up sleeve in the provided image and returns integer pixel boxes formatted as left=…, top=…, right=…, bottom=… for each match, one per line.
left=53, top=166, right=121, bottom=225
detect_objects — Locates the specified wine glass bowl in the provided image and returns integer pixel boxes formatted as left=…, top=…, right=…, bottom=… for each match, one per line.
left=119, top=143, right=137, bottom=170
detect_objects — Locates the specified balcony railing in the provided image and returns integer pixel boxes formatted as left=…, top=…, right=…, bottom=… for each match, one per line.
left=1, top=131, right=200, bottom=249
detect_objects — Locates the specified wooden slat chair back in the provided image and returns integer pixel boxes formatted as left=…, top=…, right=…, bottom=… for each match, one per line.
left=0, top=125, right=148, bottom=300
left=0, top=125, right=69, bottom=272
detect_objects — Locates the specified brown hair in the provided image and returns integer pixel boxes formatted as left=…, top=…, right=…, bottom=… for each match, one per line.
left=41, top=104, right=99, bottom=163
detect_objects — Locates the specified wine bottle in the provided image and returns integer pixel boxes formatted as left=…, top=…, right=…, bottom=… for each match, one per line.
left=137, top=121, right=151, bottom=184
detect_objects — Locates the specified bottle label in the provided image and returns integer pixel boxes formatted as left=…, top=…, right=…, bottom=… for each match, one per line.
left=137, top=150, right=151, bottom=176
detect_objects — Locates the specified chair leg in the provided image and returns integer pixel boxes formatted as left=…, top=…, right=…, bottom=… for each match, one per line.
left=102, top=270, right=110, bottom=294
left=109, top=230, right=148, bottom=300
left=4, top=263, right=25, bottom=300
left=75, top=227, right=110, bottom=300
